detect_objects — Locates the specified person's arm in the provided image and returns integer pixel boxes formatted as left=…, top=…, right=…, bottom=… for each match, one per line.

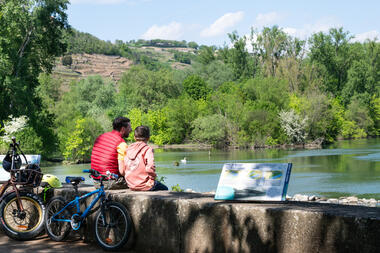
left=145, top=147, right=156, bottom=179
left=117, top=142, right=127, bottom=176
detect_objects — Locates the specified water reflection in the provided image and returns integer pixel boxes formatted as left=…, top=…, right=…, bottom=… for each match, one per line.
left=42, top=139, right=380, bottom=199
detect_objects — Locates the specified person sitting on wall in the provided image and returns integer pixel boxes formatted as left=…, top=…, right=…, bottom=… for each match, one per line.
left=91, top=116, right=132, bottom=189
left=122, top=125, right=168, bottom=191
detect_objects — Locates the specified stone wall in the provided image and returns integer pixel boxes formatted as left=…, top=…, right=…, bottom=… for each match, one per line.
left=50, top=186, right=380, bottom=253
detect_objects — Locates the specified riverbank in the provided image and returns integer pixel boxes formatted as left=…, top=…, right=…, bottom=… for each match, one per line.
left=290, top=194, right=379, bottom=207
left=150, top=141, right=323, bottom=150
left=45, top=137, right=380, bottom=163
left=184, top=189, right=380, bottom=208
left=46, top=143, right=320, bottom=163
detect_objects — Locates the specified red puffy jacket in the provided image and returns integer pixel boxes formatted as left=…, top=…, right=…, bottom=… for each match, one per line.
left=91, top=130, right=125, bottom=175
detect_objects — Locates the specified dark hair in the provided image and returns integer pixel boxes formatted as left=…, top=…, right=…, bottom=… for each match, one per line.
left=134, top=125, right=150, bottom=141
left=112, top=117, right=130, bottom=131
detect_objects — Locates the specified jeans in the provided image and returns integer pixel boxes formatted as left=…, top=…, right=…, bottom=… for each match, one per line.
left=93, top=176, right=128, bottom=190
left=149, top=181, right=168, bottom=191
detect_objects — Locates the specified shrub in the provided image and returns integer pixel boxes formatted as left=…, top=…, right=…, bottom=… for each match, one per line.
left=191, top=114, right=227, bottom=146
left=61, top=55, right=73, bottom=67
left=279, top=109, right=308, bottom=144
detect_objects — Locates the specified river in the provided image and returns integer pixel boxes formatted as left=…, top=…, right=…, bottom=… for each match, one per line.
left=42, top=138, right=380, bottom=199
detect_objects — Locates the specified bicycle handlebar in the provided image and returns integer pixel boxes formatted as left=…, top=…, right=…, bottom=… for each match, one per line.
left=82, top=169, right=119, bottom=180
left=106, top=170, right=119, bottom=179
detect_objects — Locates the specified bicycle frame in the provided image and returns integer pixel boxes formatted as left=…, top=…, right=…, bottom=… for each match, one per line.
left=0, top=138, right=29, bottom=212
left=51, top=185, right=106, bottom=230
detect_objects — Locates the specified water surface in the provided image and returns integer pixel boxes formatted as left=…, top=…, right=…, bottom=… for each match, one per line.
left=42, top=139, right=380, bottom=199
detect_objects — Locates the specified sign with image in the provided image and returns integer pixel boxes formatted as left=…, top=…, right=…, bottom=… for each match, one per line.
left=214, top=163, right=292, bottom=201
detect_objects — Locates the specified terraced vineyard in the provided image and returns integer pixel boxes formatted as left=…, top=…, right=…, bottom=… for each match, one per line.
left=53, top=53, right=133, bottom=83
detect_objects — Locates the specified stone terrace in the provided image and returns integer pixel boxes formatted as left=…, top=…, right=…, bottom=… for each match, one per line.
left=47, top=185, right=380, bottom=253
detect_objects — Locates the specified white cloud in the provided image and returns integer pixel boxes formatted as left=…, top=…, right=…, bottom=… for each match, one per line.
left=353, top=30, right=379, bottom=42
left=255, top=12, right=282, bottom=27
left=200, top=11, right=244, bottom=37
left=141, top=22, right=184, bottom=40
left=282, top=17, right=342, bottom=39
left=283, top=27, right=307, bottom=39
left=244, top=34, right=257, bottom=53
left=283, top=27, right=298, bottom=37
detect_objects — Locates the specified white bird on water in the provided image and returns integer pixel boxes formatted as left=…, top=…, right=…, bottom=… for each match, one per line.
left=180, top=157, right=187, bottom=164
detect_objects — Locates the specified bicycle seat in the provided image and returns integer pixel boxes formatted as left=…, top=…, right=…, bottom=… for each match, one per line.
left=65, top=176, right=85, bottom=186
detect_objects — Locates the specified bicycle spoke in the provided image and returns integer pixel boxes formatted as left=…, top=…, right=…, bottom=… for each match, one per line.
left=3, top=197, right=42, bottom=232
left=45, top=197, right=71, bottom=241
left=96, top=205, right=129, bottom=247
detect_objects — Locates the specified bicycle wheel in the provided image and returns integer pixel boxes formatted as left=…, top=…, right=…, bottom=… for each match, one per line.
left=45, top=196, right=71, bottom=241
left=0, top=191, right=45, bottom=240
left=94, top=201, right=132, bottom=251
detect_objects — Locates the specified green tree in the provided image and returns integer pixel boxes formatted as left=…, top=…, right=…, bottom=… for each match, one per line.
left=36, top=73, right=61, bottom=114
left=308, top=28, right=353, bottom=95
left=173, top=51, right=191, bottom=64
left=275, top=37, right=306, bottom=92
left=187, top=41, right=198, bottom=49
left=0, top=0, right=69, bottom=156
left=369, top=96, right=380, bottom=135
left=61, top=55, right=72, bottom=66
left=342, top=40, right=380, bottom=105
left=53, top=76, right=116, bottom=156
left=55, top=76, right=115, bottom=132
left=345, top=97, right=375, bottom=136
left=118, top=66, right=180, bottom=111
left=240, top=77, right=290, bottom=145
left=73, top=76, right=116, bottom=116
left=191, top=114, right=227, bottom=146
left=197, top=46, right=216, bottom=65
left=164, top=96, right=200, bottom=143
left=125, top=108, right=146, bottom=142
left=226, top=31, right=256, bottom=80
left=191, top=60, right=234, bottom=90
left=0, top=0, right=70, bottom=122
left=182, top=75, right=210, bottom=100
left=208, top=82, right=245, bottom=145
left=300, top=91, right=341, bottom=143
left=146, top=109, right=171, bottom=145
left=63, top=118, right=103, bottom=163
left=252, top=26, right=290, bottom=77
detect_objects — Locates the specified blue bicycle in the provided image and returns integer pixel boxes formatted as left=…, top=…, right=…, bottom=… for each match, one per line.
left=44, top=169, right=132, bottom=251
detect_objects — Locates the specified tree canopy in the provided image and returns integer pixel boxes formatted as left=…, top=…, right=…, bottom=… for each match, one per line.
left=1, top=8, right=379, bottom=161
left=0, top=0, right=70, bottom=155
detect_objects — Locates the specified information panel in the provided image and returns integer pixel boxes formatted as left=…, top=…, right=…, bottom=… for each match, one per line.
left=214, top=163, right=292, bottom=201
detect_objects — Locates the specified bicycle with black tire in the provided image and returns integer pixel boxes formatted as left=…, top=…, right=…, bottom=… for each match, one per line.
left=0, top=137, right=45, bottom=240
left=44, top=169, right=132, bottom=251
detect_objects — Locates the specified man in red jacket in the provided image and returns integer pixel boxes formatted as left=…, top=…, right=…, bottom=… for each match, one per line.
left=91, top=116, right=132, bottom=189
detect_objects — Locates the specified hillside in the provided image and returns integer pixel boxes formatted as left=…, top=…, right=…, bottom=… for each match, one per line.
left=133, top=46, right=195, bottom=70
left=52, top=47, right=194, bottom=83
left=53, top=53, right=133, bottom=83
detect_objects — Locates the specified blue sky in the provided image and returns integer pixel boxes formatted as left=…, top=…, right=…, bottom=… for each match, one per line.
left=68, top=0, right=380, bottom=46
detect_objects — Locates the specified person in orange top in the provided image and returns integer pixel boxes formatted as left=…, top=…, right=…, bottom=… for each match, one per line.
left=122, top=126, right=168, bottom=191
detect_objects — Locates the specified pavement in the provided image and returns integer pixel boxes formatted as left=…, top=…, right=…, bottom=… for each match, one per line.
left=0, top=232, right=135, bottom=253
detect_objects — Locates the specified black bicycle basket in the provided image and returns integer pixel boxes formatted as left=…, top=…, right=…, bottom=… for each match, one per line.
left=11, top=163, right=43, bottom=187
